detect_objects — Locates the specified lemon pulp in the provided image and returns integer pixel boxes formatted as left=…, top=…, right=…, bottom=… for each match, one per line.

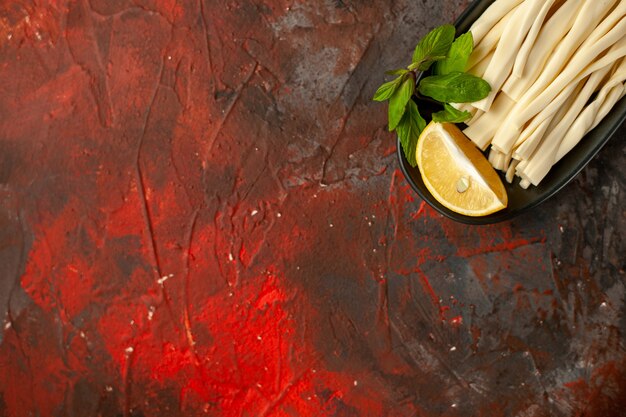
left=416, top=122, right=507, bottom=216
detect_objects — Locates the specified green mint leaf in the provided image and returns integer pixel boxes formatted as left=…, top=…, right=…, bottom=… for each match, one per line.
left=385, top=69, right=409, bottom=76
left=434, top=32, right=473, bottom=75
left=397, top=100, right=426, bottom=167
left=409, top=99, right=427, bottom=133
left=388, top=77, right=415, bottom=131
left=418, top=72, right=491, bottom=103
left=373, top=76, right=403, bottom=101
left=412, top=24, right=456, bottom=71
left=432, top=103, right=472, bottom=123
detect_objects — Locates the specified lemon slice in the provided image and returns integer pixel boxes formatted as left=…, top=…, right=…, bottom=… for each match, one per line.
left=416, top=122, right=507, bottom=216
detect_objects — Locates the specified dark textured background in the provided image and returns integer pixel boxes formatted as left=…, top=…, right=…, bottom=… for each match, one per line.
left=0, top=0, right=625, bottom=416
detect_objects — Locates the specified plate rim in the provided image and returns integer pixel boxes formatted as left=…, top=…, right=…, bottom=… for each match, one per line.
left=396, top=0, right=626, bottom=225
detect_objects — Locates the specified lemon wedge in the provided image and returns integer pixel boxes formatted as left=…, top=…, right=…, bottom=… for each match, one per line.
left=416, top=122, right=507, bottom=216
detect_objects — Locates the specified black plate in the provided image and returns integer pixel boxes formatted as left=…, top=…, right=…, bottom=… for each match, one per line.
left=397, top=0, right=626, bottom=225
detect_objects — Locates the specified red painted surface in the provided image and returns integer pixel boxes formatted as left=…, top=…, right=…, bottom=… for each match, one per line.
left=0, top=0, right=625, bottom=416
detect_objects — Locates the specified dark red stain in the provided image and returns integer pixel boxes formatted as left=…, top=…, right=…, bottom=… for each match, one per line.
left=0, top=0, right=625, bottom=416
left=456, top=236, right=546, bottom=258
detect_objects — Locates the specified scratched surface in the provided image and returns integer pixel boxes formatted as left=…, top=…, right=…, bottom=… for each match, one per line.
left=0, top=0, right=625, bottom=416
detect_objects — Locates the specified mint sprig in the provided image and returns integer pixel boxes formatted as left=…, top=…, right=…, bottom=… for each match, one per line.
left=411, top=24, right=456, bottom=71
left=432, top=103, right=472, bottom=123
left=397, top=100, right=426, bottom=167
left=418, top=72, right=491, bottom=103
left=373, top=77, right=404, bottom=102
left=388, top=76, right=415, bottom=131
left=373, top=25, right=490, bottom=167
left=434, top=32, right=474, bottom=76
